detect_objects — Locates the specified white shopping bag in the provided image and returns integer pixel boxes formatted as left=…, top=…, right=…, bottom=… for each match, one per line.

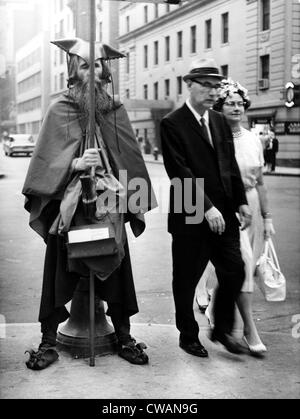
left=256, top=238, right=286, bottom=302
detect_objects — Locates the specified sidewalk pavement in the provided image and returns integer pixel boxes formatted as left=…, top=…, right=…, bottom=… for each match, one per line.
left=142, top=153, right=300, bottom=177
left=1, top=311, right=299, bottom=399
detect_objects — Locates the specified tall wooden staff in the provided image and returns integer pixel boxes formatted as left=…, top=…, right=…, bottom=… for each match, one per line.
left=88, top=0, right=96, bottom=367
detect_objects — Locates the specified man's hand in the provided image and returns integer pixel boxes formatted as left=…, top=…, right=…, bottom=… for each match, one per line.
left=238, top=204, right=252, bottom=230
left=75, top=148, right=102, bottom=171
left=205, top=206, right=225, bottom=235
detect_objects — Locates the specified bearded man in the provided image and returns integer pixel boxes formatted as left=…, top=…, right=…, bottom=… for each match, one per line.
left=22, top=38, right=157, bottom=370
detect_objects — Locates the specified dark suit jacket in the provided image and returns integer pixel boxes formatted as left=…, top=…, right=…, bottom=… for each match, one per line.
left=273, top=137, right=279, bottom=153
left=160, top=104, right=247, bottom=235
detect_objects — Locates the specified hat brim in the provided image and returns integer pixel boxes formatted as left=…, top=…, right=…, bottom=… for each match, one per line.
left=183, top=73, right=224, bottom=82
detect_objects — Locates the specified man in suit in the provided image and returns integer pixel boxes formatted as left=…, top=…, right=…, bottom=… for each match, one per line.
left=265, top=130, right=279, bottom=172
left=160, top=58, right=252, bottom=357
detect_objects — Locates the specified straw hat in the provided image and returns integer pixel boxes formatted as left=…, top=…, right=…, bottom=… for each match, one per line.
left=183, top=58, right=224, bottom=82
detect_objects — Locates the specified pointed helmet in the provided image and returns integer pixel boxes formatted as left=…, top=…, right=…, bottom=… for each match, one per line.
left=51, top=37, right=125, bottom=64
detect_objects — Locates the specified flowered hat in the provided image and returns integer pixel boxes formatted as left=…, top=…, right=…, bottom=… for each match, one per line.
left=214, top=78, right=251, bottom=110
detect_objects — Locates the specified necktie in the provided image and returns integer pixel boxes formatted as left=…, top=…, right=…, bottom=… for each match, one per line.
left=200, top=117, right=213, bottom=148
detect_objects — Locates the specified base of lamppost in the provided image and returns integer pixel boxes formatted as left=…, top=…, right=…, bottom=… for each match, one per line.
left=56, top=277, right=118, bottom=359
left=57, top=329, right=118, bottom=359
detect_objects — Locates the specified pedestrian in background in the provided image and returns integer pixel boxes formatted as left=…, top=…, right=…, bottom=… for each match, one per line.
left=196, top=78, right=275, bottom=355
left=265, top=131, right=279, bottom=172
left=160, top=58, right=252, bottom=357
left=258, top=132, right=267, bottom=167
left=22, top=37, right=157, bottom=370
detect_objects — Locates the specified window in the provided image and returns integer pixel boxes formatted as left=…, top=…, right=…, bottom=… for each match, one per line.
left=261, top=0, right=270, bottom=31
left=260, top=54, right=270, bottom=80
left=60, top=49, right=64, bottom=65
left=99, top=22, right=103, bottom=43
left=165, top=79, right=170, bottom=98
left=205, top=19, right=212, bottom=49
left=190, top=25, right=197, bottom=53
left=154, top=4, right=159, bottom=18
left=144, top=45, right=148, bottom=68
left=144, top=5, right=148, bottom=24
left=154, top=82, right=159, bottom=100
left=177, top=76, right=182, bottom=96
left=221, top=12, right=229, bottom=44
left=154, top=41, right=159, bottom=65
left=165, top=36, right=170, bottom=61
left=59, top=19, right=64, bottom=37
left=221, top=65, right=228, bottom=78
left=98, top=0, right=103, bottom=11
left=59, top=72, right=65, bottom=90
left=126, top=16, right=130, bottom=32
left=143, top=84, right=148, bottom=99
left=126, top=52, right=130, bottom=74
left=177, top=31, right=183, bottom=58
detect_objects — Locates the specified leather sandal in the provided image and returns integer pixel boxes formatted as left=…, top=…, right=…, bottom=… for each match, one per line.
left=118, top=338, right=149, bottom=365
left=25, top=344, right=59, bottom=370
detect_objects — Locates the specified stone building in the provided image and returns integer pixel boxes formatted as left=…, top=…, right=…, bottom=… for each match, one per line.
left=118, top=0, right=300, bottom=166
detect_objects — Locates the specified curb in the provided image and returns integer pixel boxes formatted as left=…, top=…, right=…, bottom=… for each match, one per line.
left=143, top=157, right=300, bottom=177
left=263, top=172, right=300, bottom=178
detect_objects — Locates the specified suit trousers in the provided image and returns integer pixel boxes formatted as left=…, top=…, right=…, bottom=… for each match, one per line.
left=171, top=215, right=245, bottom=343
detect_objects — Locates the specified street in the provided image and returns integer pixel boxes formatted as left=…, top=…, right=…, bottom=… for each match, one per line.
left=0, top=149, right=299, bottom=333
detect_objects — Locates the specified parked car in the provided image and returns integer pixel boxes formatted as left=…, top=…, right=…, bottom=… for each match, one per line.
left=3, top=134, right=35, bottom=157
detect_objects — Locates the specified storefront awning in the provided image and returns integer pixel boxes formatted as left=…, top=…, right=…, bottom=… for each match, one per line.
left=247, top=108, right=277, bottom=123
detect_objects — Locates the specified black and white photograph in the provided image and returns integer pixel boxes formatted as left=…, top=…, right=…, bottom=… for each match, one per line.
left=0, top=0, right=299, bottom=403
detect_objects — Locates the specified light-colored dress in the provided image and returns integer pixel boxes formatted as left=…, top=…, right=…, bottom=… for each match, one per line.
left=197, top=127, right=265, bottom=293
left=234, top=127, right=265, bottom=292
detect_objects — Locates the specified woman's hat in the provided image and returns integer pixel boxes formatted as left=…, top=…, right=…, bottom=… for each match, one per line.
left=51, top=37, right=125, bottom=63
left=183, top=58, right=224, bottom=82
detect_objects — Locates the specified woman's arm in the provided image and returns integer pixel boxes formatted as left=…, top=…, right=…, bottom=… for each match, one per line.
left=256, top=168, right=275, bottom=238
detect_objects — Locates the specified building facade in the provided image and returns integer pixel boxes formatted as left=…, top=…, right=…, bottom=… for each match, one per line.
left=245, top=0, right=300, bottom=166
left=118, top=0, right=300, bottom=166
left=14, top=0, right=121, bottom=136
left=49, top=0, right=76, bottom=101
left=0, top=0, right=42, bottom=133
left=16, top=32, right=50, bottom=138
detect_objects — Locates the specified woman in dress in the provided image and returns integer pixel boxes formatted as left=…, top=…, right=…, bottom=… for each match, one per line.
left=196, top=79, right=275, bottom=355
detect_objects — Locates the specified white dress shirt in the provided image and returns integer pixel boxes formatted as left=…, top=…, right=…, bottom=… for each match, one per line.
left=186, top=99, right=214, bottom=147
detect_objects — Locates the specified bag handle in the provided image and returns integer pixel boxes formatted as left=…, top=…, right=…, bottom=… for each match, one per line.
left=267, top=238, right=281, bottom=271
left=263, top=239, right=269, bottom=257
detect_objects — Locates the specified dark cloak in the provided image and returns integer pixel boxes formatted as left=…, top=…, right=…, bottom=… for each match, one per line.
left=22, top=92, right=157, bottom=322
